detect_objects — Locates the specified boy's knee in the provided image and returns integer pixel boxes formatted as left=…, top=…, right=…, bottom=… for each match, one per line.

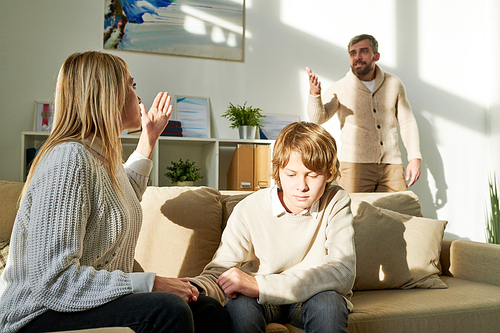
left=304, top=291, right=347, bottom=316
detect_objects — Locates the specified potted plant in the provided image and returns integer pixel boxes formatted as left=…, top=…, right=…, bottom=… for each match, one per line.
left=486, top=173, right=500, bottom=244
left=164, top=158, right=203, bottom=186
left=221, top=102, right=265, bottom=139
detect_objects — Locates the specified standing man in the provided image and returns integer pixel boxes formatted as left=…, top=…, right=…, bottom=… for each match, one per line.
left=306, top=34, right=421, bottom=193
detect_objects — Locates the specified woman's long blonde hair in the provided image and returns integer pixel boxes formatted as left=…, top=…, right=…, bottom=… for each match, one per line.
left=22, top=51, right=129, bottom=199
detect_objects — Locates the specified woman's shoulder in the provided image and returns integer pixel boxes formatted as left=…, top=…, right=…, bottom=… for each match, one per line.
left=38, top=141, right=100, bottom=173
left=49, top=141, right=96, bottom=160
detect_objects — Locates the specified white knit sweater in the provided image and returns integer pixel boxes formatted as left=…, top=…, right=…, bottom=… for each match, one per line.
left=0, top=141, right=151, bottom=333
left=307, top=65, right=421, bottom=165
left=191, top=185, right=355, bottom=309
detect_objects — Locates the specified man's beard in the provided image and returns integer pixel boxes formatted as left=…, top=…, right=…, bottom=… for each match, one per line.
left=351, top=59, right=375, bottom=77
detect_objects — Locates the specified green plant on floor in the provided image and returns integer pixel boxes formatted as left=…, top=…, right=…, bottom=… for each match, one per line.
left=164, top=159, right=203, bottom=183
left=221, top=102, right=265, bottom=129
left=486, top=173, right=500, bottom=244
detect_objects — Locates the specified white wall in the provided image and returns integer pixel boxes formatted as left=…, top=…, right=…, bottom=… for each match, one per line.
left=0, top=0, right=497, bottom=242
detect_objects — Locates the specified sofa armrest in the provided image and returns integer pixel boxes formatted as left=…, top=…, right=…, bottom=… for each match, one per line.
left=448, top=238, right=500, bottom=286
left=439, top=238, right=453, bottom=276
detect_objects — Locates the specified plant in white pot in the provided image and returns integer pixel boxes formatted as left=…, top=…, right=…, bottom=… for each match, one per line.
left=164, top=158, right=203, bottom=186
left=221, top=102, right=265, bottom=139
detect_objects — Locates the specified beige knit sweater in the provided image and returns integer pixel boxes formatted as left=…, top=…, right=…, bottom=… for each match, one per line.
left=307, top=65, right=421, bottom=165
left=191, top=185, right=355, bottom=309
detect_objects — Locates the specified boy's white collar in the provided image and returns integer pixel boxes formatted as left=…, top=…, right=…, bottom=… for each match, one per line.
left=271, top=185, right=320, bottom=217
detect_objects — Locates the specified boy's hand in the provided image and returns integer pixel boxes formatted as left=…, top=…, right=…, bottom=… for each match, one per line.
left=217, top=267, right=259, bottom=299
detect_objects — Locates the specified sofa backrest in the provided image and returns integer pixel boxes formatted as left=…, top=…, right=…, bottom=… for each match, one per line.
left=0, top=181, right=24, bottom=242
left=1, top=180, right=439, bottom=290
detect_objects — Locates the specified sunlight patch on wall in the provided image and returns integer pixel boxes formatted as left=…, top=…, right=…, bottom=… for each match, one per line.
left=418, top=0, right=489, bottom=106
left=280, top=0, right=397, bottom=68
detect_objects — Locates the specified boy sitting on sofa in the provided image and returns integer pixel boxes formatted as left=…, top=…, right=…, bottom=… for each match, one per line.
left=191, top=121, right=356, bottom=333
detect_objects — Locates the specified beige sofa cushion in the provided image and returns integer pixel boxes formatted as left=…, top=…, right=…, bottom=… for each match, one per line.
left=350, top=190, right=422, bottom=217
left=0, top=181, right=24, bottom=242
left=135, top=186, right=223, bottom=278
left=353, top=202, right=448, bottom=290
left=348, top=276, right=500, bottom=333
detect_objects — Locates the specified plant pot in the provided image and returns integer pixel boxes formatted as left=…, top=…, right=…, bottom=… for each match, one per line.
left=172, top=181, right=194, bottom=187
left=238, top=126, right=257, bottom=139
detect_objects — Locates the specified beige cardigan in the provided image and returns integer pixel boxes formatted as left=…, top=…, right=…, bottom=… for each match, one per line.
left=307, top=65, right=421, bottom=165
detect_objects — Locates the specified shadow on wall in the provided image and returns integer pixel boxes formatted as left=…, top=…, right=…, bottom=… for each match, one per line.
left=400, top=112, right=448, bottom=219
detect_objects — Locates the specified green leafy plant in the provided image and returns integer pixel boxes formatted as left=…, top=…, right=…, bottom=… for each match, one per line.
left=164, top=158, right=203, bottom=183
left=221, top=102, right=265, bottom=129
left=486, top=173, right=500, bottom=244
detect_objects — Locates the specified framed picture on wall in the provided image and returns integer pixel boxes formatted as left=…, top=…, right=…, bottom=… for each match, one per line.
left=260, top=114, right=300, bottom=140
left=174, top=96, right=211, bottom=138
left=33, top=101, right=54, bottom=132
left=103, top=0, right=245, bottom=61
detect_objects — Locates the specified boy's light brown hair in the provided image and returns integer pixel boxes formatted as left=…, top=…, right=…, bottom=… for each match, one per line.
left=271, top=121, right=340, bottom=188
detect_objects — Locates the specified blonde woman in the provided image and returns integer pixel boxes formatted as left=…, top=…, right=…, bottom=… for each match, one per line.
left=0, top=51, right=229, bottom=333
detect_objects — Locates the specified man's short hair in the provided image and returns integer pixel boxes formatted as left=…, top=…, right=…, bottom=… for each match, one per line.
left=348, top=34, right=378, bottom=54
left=271, top=121, right=340, bottom=188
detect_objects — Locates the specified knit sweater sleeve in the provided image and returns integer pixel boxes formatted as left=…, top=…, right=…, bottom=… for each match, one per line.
left=394, top=79, right=422, bottom=161
left=307, top=84, right=340, bottom=125
left=255, top=189, right=356, bottom=305
left=26, top=144, right=132, bottom=312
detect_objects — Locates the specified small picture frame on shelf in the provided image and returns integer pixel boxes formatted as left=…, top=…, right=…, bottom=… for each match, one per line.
left=260, top=114, right=300, bottom=140
left=173, top=96, right=211, bottom=138
left=33, top=101, right=54, bottom=132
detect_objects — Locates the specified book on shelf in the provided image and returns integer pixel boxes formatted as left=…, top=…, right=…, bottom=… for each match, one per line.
left=128, top=121, right=184, bottom=137
left=161, top=120, right=183, bottom=137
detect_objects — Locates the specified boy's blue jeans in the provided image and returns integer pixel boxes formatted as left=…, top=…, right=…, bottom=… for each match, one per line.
left=224, top=291, right=349, bottom=333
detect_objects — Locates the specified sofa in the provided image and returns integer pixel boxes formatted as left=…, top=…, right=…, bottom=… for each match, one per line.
left=1, top=180, right=500, bottom=333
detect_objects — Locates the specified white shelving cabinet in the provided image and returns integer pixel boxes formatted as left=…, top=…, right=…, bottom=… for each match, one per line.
left=20, top=131, right=273, bottom=190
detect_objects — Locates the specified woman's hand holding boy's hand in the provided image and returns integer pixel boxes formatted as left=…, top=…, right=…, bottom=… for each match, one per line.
left=152, top=276, right=199, bottom=303
left=217, top=267, right=259, bottom=299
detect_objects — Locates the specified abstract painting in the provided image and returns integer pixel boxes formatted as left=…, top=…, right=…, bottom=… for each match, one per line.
left=104, top=0, right=244, bottom=61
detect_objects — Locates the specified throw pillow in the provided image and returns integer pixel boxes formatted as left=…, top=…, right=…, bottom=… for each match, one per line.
left=353, top=201, right=448, bottom=290
left=135, top=186, right=223, bottom=278
left=0, top=181, right=25, bottom=241
left=350, top=190, right=423, bottom=217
